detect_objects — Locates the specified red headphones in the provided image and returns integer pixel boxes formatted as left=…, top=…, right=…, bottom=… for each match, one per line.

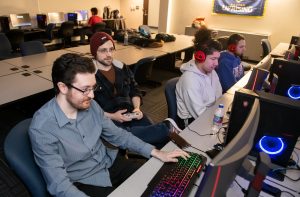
left=228, top=44, right=237, bottom=52
left=194, top=50, right=206, bottom=63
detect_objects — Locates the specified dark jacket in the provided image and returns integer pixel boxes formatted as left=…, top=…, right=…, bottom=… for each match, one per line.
left=94, top=63, right=143, bottom=113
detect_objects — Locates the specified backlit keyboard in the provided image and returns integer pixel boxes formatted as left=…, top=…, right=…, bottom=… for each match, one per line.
left=142, top=152, right=207, bottom=197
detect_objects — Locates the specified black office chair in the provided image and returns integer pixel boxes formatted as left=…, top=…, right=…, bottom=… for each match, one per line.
left=36, top=23, right=56, bottom=44
left=261, top=39, right=272, bottom=59
left=0, top=33, right=20, bottom=60
left=20, top=41, right=47, bottom=56
left=4, top=119, right=50, bottom=197
left=131, top=56, right=161, bottom=87
left=6, top=29, right=25, bottom=52
left=58, top=21, right=75, bottom=48
left=164, top=77, right=180, bottom=125
left=217, top=36, right=229, bottom=51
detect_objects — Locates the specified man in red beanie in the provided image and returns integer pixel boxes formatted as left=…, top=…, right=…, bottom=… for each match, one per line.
left=90, top=32, right=185, bottom=149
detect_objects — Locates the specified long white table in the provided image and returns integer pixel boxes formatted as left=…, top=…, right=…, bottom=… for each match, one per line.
left=0, top=61, right=22, bottom=77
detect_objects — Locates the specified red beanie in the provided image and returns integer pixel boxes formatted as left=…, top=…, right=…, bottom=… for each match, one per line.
left=90, top=32, right=115, bottom=58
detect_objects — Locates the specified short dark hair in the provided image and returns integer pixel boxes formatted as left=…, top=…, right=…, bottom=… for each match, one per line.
left=227, top=34, right=245, bottom=46
left=193, top=27, right=222, bottom=55
left=52, top=53, right=96, bottom=95
left=91, top=7, right=98, bottom=15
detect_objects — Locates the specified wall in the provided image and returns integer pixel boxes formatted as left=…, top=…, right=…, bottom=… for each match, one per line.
left=0, top=0, right=120, bottom=27
left=120, top=0, right=143, bottom=29
left=168, top=0, right=300, bottom=49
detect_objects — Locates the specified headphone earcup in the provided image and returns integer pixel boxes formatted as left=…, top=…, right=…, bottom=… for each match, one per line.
left=228, top=44, right=236, bottom=52
left=194, top=50, right=206, bottom=63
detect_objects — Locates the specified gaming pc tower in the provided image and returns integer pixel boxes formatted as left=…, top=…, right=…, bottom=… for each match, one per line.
left=225, top=88, right=300, bottom=169
left=0, top=16, right=10, bottom=33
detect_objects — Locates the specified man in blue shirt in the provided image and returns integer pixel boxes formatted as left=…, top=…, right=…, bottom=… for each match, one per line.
left=216, top=34, right=246, bottom=92
left=29, top=53, right=189, bottom=197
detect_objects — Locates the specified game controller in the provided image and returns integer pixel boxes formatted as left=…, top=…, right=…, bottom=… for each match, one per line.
left=123, top=112, right=140, bottom=119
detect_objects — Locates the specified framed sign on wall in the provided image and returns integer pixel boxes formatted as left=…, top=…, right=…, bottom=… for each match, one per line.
left=213, top=0, right=266, bottom=16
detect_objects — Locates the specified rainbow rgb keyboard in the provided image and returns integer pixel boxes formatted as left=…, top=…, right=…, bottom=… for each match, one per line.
left=142, top=152, right=207, bottom=197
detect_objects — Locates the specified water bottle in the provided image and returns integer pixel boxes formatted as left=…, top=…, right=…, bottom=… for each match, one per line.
left=212, top=104, right=224, bottom=135
left=124, top=31, right=129, bottom=46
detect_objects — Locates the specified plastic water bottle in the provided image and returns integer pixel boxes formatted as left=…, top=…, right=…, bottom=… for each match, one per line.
left=212, top=104, right=224, bottom=135
left=124, top=31, right=129, bottom=46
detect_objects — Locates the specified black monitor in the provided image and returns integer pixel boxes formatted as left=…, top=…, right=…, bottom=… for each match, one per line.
left=47, top=12, right=65, bottom=24
left=288, top=36, right=299, bottom=49
left=268, top=58, right=300, bottom=100
left=75, top=10, right=89, bottom=21
left=196, top=99, right=260, bottom=196
left=67, top=13, right=77, bottom=22
left=9, top=13, right=31, bottom=28
left=225, top=89, right=300, bottom=168
left=36, top=14, right=47, bottom=29
left=244, top=67, right=269, bottom=91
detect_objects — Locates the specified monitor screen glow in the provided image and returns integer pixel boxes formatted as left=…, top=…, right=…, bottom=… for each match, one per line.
left=47, top=12, right=65, bottom=24
left=75, top=10, right=88, bottom=21
left=10, top=13, right=31, bottom=28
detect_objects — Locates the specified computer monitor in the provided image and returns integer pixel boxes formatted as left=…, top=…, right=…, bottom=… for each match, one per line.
left=9, top=13, right=31, bottom=28
left=268, top=58, right=300, bottom=99
left=244, top=67, right=269, bottom=91
left=47, top=12, right=65, bottom=24
left=36, top=14, right=47, bottom=29
left=67, top=13, right=77, bottom=22
left=225, top=88, right=300, bottom=168
left=196, top=99, right=260, bottom=196
left=288, top=36, right=299, bottom=49
left=75, top=10, right=89, bottom=21
left=254, top=54, right=272, bottom=71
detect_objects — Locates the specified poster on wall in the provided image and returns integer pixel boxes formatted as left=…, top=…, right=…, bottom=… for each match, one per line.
left=213, top=0, right=266, bottom=16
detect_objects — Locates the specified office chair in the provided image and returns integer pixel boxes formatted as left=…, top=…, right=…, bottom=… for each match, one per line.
left=58, top=21, right=75, bottom=48
left=0, top=33, right=20, bottom=60
left=20, top=41, right=47, bottom=56
left=164, top=77, right=180, bottom=124
left=6, top=29, right=25, bottom=52
left=36, top=23, right=56, bottom=44
left=4, top=118, right=49, bottom=197
left=217, top=36, right=229, bottom=51
left=261, top=39, right=272, bottom=59
left=131, top=56, right=161, bottom=88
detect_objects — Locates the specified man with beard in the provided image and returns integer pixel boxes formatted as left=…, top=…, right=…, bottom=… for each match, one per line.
left=176, top=27, right=223, bottom=129
left=29, top=53, right=189, bottom=197
left=216, top=33, right=246, bottom=92
left=89, top=32, right=183, bottom=148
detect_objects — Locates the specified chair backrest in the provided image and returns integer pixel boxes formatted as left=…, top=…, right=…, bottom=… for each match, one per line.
left=59, top=21, right=74, bottom=37
left=6, top=29, right=24, bottom=52
left=4, top=118, right=49, bottom=197
left=132, top=56, right=156, bottom=84
left=261, top=39, right=272, bottom=58
left=20, top=41, right=47, bottom=56
left=164, top=77, right=180, bottom=122
left=92, top=22, right=106, bottom=32
left=45, top=23, right=56, bottom=40
left=217, top=36, right=229, bottom=51
left=0, top=33, right=13, bottom=58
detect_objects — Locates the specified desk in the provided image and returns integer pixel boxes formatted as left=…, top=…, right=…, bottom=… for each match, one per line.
left=0, top=61, right=22, bottom=77
left=0, top=71, right=53, bottom=106
left=109, top=93, right=234, bottom=197
left=3, top=50, right=70, bottom=70
left=270, top=43, right=289, bottom=58
left=65, top=42, right=133, bottom=55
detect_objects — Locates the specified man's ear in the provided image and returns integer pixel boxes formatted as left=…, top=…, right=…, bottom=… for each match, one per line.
left=57, top=82, right=69, bottom=95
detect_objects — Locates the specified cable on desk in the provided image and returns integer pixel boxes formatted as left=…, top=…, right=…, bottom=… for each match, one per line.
left=281, top=190, right=296, bottom=197
left=234, top=179, right=246, bottom=194
left=266, top=177, right=299, bottom=194
left=188, top=145, right=207, bottom=155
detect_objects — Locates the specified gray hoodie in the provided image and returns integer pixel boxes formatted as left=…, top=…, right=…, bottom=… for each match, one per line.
left=175, top=59, right=222, bottom=119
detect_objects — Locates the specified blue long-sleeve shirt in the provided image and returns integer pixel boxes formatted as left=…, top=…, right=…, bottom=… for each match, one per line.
left=216, top=51, right=244, bottom=92
left=29, top=98, right=154, bottom=197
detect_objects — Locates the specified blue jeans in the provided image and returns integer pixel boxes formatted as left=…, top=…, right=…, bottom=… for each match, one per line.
left=113, top=116, right=169, bottom=148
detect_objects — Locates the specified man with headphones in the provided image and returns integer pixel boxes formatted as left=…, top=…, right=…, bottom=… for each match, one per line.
left=216, top=34, right=246, bottom=92
left=176, top=27, right=223, bottom=129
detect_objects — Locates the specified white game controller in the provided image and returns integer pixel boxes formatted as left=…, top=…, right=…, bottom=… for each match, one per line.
left=123, top=112, right=140, bottom=119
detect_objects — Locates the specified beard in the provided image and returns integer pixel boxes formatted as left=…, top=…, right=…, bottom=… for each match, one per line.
left=66, top=93, right=92, bottom=111
left=97, top=58, right=112, bottom=67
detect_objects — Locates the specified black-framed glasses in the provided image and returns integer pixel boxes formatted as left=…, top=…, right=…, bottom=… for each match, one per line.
left=97, top=47, right=115, bottom=54
left=68, top=84, right=99, bottom=96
